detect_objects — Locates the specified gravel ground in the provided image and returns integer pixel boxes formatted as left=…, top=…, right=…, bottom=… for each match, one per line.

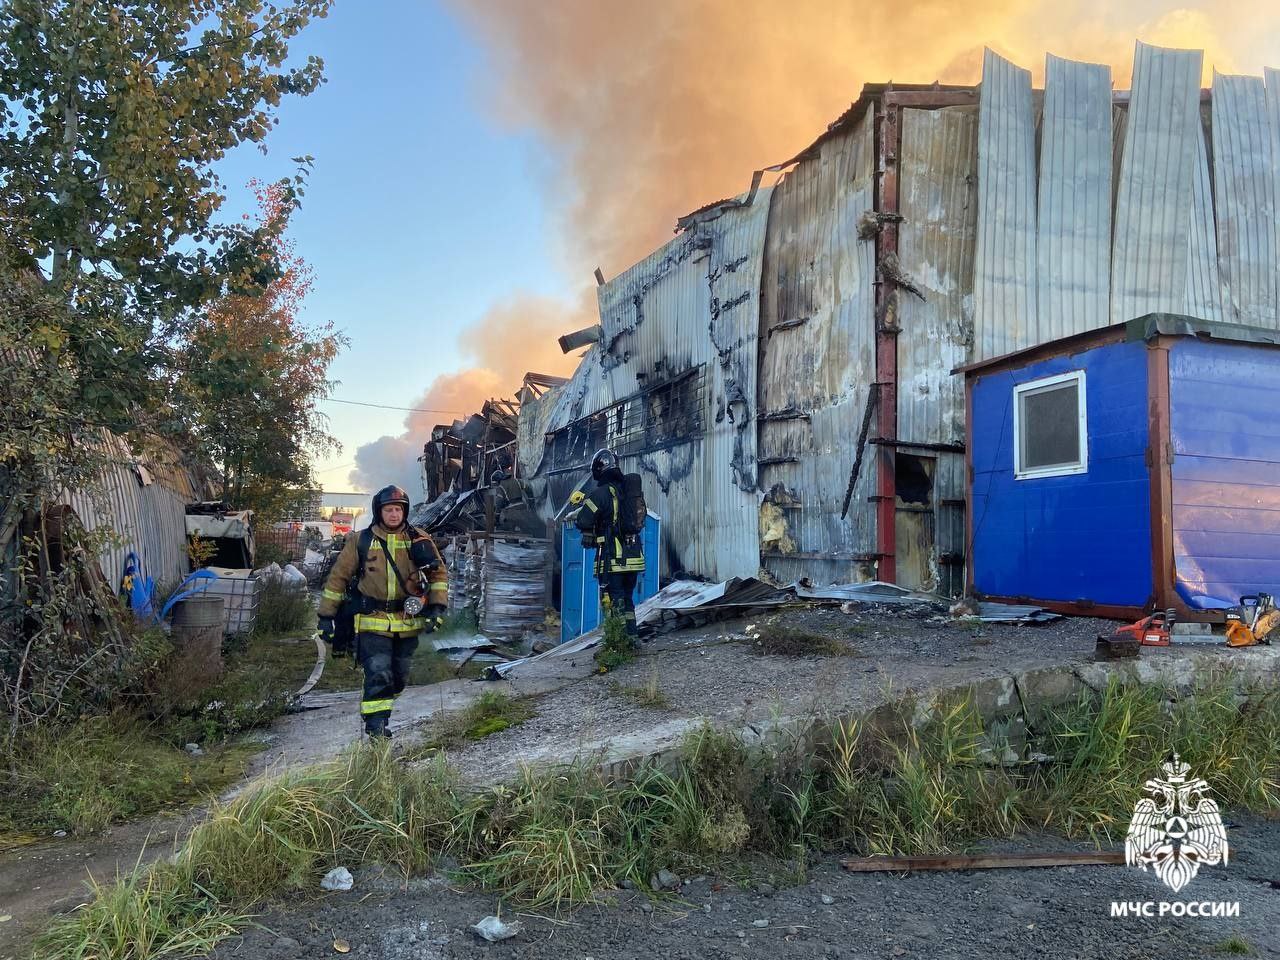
left=432, top=605, right=1111, bottom=783
left=210, top=815, right=1280, bottom=960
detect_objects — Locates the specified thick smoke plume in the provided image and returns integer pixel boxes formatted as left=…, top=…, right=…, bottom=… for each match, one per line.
left=452, top=0, right=1270, bottom=277
left=351, top=295, right=582, bottom=497
left=355, top=0, right=1275, bottom=497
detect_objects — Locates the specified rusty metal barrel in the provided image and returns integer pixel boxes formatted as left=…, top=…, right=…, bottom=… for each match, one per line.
left=168, top=596, right=226, bottom=693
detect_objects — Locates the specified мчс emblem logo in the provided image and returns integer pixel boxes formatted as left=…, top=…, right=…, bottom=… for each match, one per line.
left=1125, top=754, right=1228, bottom=893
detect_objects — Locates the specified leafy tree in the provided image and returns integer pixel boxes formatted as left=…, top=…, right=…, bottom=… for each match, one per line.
left=177, top=179, right=345, bottom=517
left=0, top=1, right=331, bottom=742
left=0, top=0, right=330, bottom=302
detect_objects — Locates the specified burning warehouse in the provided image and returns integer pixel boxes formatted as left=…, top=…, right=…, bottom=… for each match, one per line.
left=456, top=42, right=1280, bottom=612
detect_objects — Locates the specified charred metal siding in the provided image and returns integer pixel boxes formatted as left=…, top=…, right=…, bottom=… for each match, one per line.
left=897, top=106, right=976, bottom=447
left=896, top=106, right=977, bottom=596
left=533, top=191, right=771, bottom=581
left=1212, top=73, right=1279, bottom=326
left=516, top=382, right=564, bottom=480
left=757, top=109, right=877, bottom=585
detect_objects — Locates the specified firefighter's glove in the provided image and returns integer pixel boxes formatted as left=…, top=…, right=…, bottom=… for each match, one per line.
left=421, top=604, right=447, bottom=634
left=318, top=616, right=335, bottom=645
left=409, top=538, right=437, bottom=569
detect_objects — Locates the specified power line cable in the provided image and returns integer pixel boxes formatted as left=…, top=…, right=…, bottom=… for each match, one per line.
left=320, top=397, right=465, bottom=415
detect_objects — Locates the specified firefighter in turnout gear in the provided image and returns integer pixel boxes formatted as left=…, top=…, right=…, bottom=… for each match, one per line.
left=317, top=485, right=447, bottom=738
left=574, top=448, right=645, bottom=645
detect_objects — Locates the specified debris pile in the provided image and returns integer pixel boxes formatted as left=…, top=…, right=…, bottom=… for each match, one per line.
left=476, top=536, right=550, bottom=641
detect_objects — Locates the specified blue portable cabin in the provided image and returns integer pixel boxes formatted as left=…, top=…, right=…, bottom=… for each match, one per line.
left=560, top=510, right=661, bottom=643
left=962, top=314, right=1280, bottom=619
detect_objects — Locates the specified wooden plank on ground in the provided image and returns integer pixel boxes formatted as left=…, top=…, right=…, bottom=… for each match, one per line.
left=841, top=852, right=1124, bottom=873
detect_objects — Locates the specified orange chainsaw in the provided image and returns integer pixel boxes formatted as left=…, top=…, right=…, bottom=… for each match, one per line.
left=1095, top=609, right=1175, bottom=658
left=1225, top=594, right=1279, bottom=647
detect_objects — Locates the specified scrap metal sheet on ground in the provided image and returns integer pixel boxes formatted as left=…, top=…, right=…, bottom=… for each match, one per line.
left=793, top=580, right=924, bottom=604
left=973, top=601, right=1063, bottom=624
left=492, top=579, right=790, bottom=679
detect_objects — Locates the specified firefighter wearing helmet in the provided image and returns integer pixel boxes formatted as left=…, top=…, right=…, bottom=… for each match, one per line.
left=317, top=485, right=448, bottom=738
left=574, top=448, right=646, bottom=646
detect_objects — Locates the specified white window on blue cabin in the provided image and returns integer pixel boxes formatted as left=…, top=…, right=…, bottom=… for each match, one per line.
left=1013, top=370, right=1088, bottom=480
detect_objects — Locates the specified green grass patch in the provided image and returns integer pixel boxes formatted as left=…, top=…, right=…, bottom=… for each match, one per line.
left=608, top=664, right=671, bottom=710
left=37, top=673, right=1280, bottom=960
left=751, top=621, right=853, bottom=657
left=413, top=691, right=536, bottom=755
left=1216, top=935, right=1255, bottom=955
left=0, top=714, right=259, bottom=838
left=249, top=578, right=316, bottom=640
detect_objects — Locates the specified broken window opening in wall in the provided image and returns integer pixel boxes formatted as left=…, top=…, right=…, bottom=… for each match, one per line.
left=544, top=365, right=708, bottom=475
left=895, top=453, right=934, bottom=505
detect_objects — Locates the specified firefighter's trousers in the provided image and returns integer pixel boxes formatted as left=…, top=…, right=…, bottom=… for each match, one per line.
left=356, top=632, right=418, bottom=735
left=601, top=571, right=640, bottom=643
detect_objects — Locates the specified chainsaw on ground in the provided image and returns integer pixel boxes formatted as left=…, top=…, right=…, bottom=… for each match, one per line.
left=1225, top=593, right=1279, bottom=647
left=1095, top=609, right=1177, bottom=659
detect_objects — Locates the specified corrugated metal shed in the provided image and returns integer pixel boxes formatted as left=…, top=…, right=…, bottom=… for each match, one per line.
left=1110, top=41, right=1204, bottom=324
left=1212, top=72, right=1278, bottom=326
left=1036, top=55, right=1112, bottom=341
left=974, top=49, right=1038, bottom=360
left=757, top=108, right=877, bottom=585
left=66, top=434, right=203, bottom=589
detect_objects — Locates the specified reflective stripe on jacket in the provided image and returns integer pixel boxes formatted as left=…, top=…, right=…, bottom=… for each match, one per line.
left=317, top=524, right=447, bottom=637
left=574, top=481, right=645, bottom=576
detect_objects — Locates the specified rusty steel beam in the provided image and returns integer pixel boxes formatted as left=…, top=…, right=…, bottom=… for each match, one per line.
left=873, top=100, right=903, bottom=585
left=881, top=90, right=978, bottom=109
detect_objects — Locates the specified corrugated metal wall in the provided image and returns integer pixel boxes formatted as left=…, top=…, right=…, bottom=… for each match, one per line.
left=1186, top=106, right=1224, bottom=322
left=896, top=105, right=978, bottom=596
left=1110, top=42, right=1204, bottom=325
left=1036, top=55, right=1113, bottom=340
left=1212, top=72, right=1278, bottom=325
left=974, top=43, right=1280, bottom=362
left=66, top=436, right=199, bottom=589
left=529, top=191, right=771, bottom=581
left=757, top=109, right=877, bottom=585
left=974, top=50, right=1038, bottom=358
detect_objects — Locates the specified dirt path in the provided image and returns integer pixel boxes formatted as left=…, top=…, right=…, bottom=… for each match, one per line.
left=209, top=816, right=1280, bottom=960
left=0, top=811, right=199, bottom=959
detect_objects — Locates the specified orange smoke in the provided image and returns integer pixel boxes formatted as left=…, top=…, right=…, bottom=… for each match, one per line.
left=452, top=0, right=1271, bottom=277
left=350, top=295, right=582, bottom=497
left=360, top=1, right=1275, bottom=499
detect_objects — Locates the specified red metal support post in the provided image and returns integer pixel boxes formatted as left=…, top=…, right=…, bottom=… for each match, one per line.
left=873, top=98, right=903, bottom=584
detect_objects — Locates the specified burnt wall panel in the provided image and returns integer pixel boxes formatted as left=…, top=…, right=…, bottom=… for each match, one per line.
left=758, top=109, right=877, bottom=583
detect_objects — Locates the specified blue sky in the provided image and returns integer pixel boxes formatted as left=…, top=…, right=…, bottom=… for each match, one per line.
left=214, top=1, right=569, bottom=493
